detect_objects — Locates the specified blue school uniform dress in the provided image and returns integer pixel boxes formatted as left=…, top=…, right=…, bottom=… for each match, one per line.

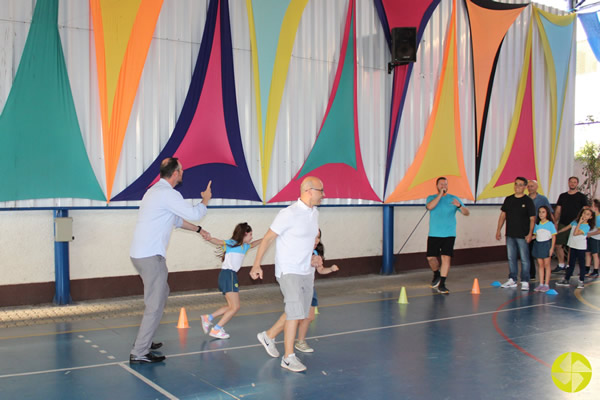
left=218, top=240, right=251, bottom=294
left=532, top=221, right=557, bottom=259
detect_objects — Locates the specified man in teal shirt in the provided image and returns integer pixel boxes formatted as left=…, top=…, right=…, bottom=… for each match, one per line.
left=426, top=177, right=470, bottom=294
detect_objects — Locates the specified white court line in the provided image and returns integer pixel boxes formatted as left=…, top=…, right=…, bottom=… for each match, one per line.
left=164, top=303, right=553, bottom=359
left=545, top=304, right=600, bottom=314
left=0, top=362, right=122, bottom=378
left=0, top=302, right=552, bottom=379
left=119, top=363, right=179, bottom=400
left=306, top=302, right=555, bottom=341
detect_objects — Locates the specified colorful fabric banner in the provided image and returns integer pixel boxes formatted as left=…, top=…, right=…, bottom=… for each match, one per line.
left=385, top=0, right=472, bottom=203
left=579, top=12, right=600, bottom=62
left=478, top=22, right=541, bottom=200
left=268, top=0, right=380, bottom=203
left=464, top=0, right=526, bottom=192
left=533, top=7, right=575, bottom=192
left=0, top=0, right=105, bottom=202
left=90, top=0, right=163, bottom=201
left=112, top=0, right=260, bottom=202
left=373, top=0, right=441, bottom=192
left=247, top=0, right=309, bottom=200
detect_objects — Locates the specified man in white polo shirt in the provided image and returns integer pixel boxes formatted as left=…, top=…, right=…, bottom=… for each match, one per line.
left=250, top=176, right=324, bottom=372
left=129, top=157, right=212, bottom=364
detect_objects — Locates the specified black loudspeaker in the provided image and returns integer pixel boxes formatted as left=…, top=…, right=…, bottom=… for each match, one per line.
left=391, top=27, right=417, bottom=64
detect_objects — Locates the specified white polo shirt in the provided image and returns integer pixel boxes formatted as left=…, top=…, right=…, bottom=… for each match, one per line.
left=270, top=199, right=319, bottom=278
left=130, top=179, right=207, bottom=258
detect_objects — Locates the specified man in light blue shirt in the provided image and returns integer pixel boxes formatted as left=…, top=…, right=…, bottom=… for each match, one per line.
left=527, top=180, right=553, bottom=214
left=129, top=157, right=212, bottom=364
left=425, top=177, right=470, bottom=294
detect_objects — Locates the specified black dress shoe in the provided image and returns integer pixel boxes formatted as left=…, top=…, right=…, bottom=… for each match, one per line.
left=129, top=353, right=166, bottom=364
left=150, top=342, right=163, bottom=350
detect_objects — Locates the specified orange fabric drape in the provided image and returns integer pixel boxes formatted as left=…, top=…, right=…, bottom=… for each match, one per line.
left=90, top=0, right=163, bottom=201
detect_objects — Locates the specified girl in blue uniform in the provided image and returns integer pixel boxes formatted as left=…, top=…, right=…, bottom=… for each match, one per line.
left=556, top=208, right=595, bottom=289
left=532, top=206, right=556, bottom=292
left=201, top=223, right=262, bottom=339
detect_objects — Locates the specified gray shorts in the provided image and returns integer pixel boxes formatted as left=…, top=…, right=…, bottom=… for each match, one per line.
left=277, top=273, right=314, bottom=320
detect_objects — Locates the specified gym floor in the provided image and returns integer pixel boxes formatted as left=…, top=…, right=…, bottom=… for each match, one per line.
left=0, top=262, right=598, bottom=399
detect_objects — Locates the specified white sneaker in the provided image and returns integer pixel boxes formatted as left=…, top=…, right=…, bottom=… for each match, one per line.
left=257, top=331, right=279, bottom=358
left=281, top=353, right=306, bottom=372
left=294, top=340, right=314, bottom=353
left=521, top=282, right=529, bottom=291
left=501, top=278, right=517, bottom=288
left=209, top=327, right=230, bottom=339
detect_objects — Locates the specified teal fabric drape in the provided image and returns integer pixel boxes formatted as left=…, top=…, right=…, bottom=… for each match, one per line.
left=0, top=0, right=105, bottom=201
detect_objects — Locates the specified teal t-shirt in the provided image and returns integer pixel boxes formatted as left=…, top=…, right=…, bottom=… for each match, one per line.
left=426, top=194, right=464, bottom=237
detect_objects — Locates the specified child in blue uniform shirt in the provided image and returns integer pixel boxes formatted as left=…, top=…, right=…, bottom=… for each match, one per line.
left=201, top=223, right=262, bottom=339
left=556, top=208, right=595, bottom=289
left=532, top=206, right=556, bottom=292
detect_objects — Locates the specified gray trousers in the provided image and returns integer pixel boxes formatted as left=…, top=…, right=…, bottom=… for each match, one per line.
left=131, top=255, right=170, bottom=356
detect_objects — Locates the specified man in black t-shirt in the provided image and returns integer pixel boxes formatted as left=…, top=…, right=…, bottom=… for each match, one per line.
left=553, top=176, right=589, bottom=272
left=496, top=177, right=536, bottom=291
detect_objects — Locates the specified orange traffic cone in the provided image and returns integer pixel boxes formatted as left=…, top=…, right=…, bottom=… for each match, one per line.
left=177, top=307, right=190, bottom=329
left=178, top=326, right=189, bottom=348
left=471, top=278, right=480, bottom=295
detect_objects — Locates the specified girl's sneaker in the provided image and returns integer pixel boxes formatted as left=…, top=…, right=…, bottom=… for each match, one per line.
left=586, top=270, right=598, bottom=278
left=533, top=285, right=543, bottom=292
left=540, top=285, right=550, bottom=293
left=201, top=314, right=212, bottom=334
left=209, top=327, right=230, bottom=339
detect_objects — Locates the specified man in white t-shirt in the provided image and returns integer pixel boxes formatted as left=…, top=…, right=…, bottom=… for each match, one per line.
left=250, top=176, right=324, bottom=372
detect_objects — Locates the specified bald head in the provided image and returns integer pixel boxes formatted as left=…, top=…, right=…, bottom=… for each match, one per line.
left=527, top=179, right=538, bottom=195
left=300, top=177, right=321, bottom=192
left=299, top=176, right=324, bottom=207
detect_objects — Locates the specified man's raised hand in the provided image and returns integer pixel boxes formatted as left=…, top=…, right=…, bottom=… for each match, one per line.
left=201, top=180, right=212, bottom=204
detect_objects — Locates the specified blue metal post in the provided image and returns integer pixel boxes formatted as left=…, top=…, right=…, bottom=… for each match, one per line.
left=53, top=209, right=72, bottom=305
left=381, top=205, right=394, bottom=275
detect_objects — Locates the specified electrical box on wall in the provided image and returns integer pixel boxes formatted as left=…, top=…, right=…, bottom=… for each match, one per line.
left=55, top=217, right=74, bottom=242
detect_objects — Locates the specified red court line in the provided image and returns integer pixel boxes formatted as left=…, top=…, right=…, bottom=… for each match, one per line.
left=492, top=294, right=551, bottom=368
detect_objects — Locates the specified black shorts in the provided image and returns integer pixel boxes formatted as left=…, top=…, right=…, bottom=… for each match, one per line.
left=427, top=236, right=456, bottom=257
left=556, top=224, right=570, bottom=246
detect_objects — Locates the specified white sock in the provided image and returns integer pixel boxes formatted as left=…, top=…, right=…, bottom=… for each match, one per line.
left=558, top=263, right=565, bottom=268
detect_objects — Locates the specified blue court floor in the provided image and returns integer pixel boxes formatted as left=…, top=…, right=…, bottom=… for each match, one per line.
left=0, top=265, right=599, bottom=399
